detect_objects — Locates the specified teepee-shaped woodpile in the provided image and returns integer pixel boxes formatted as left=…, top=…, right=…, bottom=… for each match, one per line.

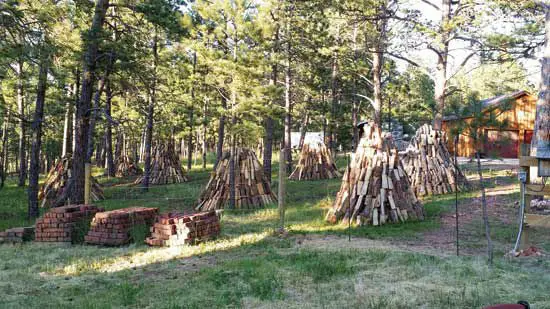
left=38, top=157, right=104, bottom=208
left=326, top=123, right=424, bottom=226
left=134, top=142, right=188, bottom=185
left=196, top=147, right=276, bottom=211
left=401, top=124, right=467, bottom=196
left=289, top=142, right=340, bottom=180
left=115, top=155, right=142, bottom=177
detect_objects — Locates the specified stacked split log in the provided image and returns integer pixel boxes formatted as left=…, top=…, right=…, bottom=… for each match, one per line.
left=38, top=157, right=104, bottom=208
left=0, top=227, right=34, bottom=244
left=145, top=211, right=220, bottom=247
left=326, top=123, right=424, bottom=226
left=401, top=124, right=467, bottom=196
left=115, top=155, right=142, bottom=177
left=35, top=205, right=103, bottom=242
left=289, top=142, right=340, bottom=180
left=134, top=143, right=188, bottom=185
left=85, top=207, right=158, bottom=246
left=196, top=148, right=276, bottom=211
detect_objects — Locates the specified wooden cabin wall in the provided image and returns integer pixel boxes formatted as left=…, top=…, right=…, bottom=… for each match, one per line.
left=442, top=94, right=537, bottom=158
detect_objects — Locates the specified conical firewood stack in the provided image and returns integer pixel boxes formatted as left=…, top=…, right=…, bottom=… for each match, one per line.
left=134, top=142, right=189, bottom=185
left=196, top=148, right=276, bottom=211
left=289, top=142, right=341, bottom=180
left=326, top=123, right=424, bottom=226
left=401, top=124, right=467, bottom=196
left=38, top=157, right=104, bottom=208
left=115, top=155, right=142, bottom=177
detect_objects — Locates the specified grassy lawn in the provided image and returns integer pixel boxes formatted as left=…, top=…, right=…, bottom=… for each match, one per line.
left=1, top=155, right=550, bottom=308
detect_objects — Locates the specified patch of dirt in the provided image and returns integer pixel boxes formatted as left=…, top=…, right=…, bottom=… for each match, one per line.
left=421, top=183, right=519, bottom=255
left=294, top=182, right=523, bottom=257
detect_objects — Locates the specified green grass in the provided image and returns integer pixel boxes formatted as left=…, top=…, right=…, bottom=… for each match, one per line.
left=0, top=183, right=35, bottom=231
left=0, top=155, right=549, bottom=308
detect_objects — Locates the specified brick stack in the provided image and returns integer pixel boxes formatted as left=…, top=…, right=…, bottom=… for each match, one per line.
left=0, top=227, right=34, bottom=244
left=35, top=205, right=103, bottom=242
left=145, top=211, right=220, bottom=247
left=85, top=207, right=158, bottom=246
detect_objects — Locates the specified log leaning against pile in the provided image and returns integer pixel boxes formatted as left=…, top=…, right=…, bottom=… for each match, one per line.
left=401, top=124, right=467, bottom=197
left=289, top=142, right=340, bottom=180
left=134, top=143, right=188, bottom=185
left=196, top=148, right=276, bottom=211
left=38, top=156, right=104, bottom=208
left=326, top=123, right=424, bottom=226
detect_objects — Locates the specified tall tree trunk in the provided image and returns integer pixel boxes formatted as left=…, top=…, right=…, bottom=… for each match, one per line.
left=187, top=53, right=197, bottom=171
left=215, top=94, right=226, bottom=167
left=322, top=91, right=327, bottom=143
left=0, top=108, right=10, bottom=188
left=71, top=0, right=110, bottom=204
left=229, top=30, right=239, bottom=210
left=298, top=108, right=309, bottom=150
left=16, top=60, right=26, bottom=187
left=86, top=74, right=107, bottom=163
left=533, top=6, right=550, bottom=158
left=372, top=2, right=387, bottom=127
left=142, top=32, right=158, bottom=191
left=352, top=24, right=359, bottom=151
left=433, top=0, right=451, bottom=130
left=202, top=98, right=207, bottom=169
left=284, top=8, right=293, bottom=174
left=62, top=76, right=77, bottom=157
left=372, top=51, right=383, bottom=126
left=104, top=79, right=115, bottom=176
left=329, top=48, right=338, bottom=154
left=28, top=54, right=49, bottom=218
left=114, top=130, right=123, bottom=161
left=263, top=20, right=279, bottom=182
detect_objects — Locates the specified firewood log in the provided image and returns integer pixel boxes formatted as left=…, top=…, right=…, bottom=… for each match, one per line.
left=134, top=142, right=189, bottom=185
left=114, top=155, right=142, bottom=177
left=196, top=147, right=276, bottom=211
left=326, top=123, right=424, bottom=226
left=289, top=142, right=340, bottom=180
left=38, top=156, right=104, bottom=208
left=401, top=124, right=467, bottom=197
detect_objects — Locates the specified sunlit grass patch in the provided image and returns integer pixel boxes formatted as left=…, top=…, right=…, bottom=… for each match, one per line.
left=52, top=231, right=271, bottom=276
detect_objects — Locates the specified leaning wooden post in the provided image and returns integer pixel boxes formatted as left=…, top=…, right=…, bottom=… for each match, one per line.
left=278, top=147, right=286, bottom=231
left=84, top=163, right=91, bottom=204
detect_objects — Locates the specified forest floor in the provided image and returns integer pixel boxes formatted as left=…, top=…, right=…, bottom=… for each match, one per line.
left=1, top=155, right=550, bottom=308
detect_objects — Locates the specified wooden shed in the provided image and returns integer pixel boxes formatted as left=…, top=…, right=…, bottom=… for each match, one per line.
left=442, top=90, right=537, bottom=158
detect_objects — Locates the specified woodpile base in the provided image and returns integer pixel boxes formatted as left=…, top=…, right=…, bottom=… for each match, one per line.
left=289, top=142, right=340, bottom=180
left=115, top=155, right=142, bottom=177
left=196, top=148, right=276, bottom=211
left=134, top=143, right=188, bottom=185
left=39, top=157, right=104, bottom=208
left=85, top=207, right=158, bottom=246
left=35, top=205, right=103, bottom=243
left=326, top=123, right=424, bottom=226
left=401, top=124, right=467, bottom=196
left=0, top=227, right=34, bottom=244
left=145, top=211, right=220, bottom=247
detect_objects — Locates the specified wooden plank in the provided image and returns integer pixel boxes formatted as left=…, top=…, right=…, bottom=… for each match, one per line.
left=526, top=214, right=550, bottom=228
left=519, top=156, right=538, bottom=167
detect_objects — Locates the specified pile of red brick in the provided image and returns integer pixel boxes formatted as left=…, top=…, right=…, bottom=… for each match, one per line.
left=145, top=211, right=220, bottom=247
left=85, top=207, right=158, bottom=246
left=35, top=205, right=103, bottom=243
left=0, top=227, right=34, bottom=244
